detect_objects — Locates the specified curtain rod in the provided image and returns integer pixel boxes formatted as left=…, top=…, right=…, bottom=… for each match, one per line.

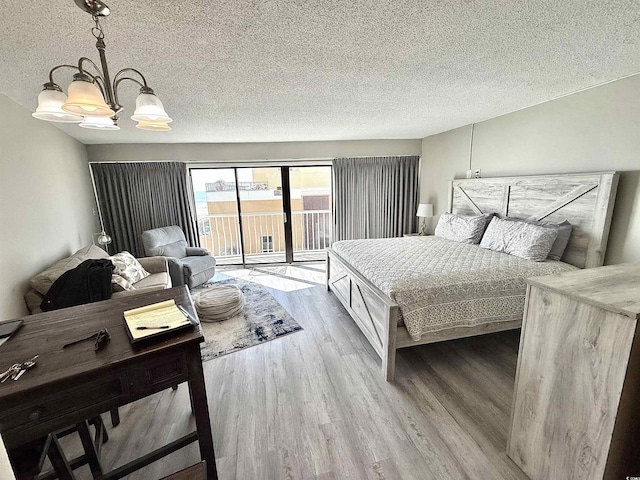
left=88, top=154, right=419, bottom=165
left=89, top=160, right=333, bottom=169
left=89, top=159, right=333, bottom=165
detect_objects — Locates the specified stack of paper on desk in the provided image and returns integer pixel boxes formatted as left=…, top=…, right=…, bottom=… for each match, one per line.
left=123, top=300, right=192, bottom=342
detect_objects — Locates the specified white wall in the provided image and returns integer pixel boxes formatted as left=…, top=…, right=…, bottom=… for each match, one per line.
left=0, top=93, right=97, bottom=320
left=420, top=74, right=640, bottom=265
left=0, top=437, right=15, bottom=480
left=86, top=139, right=422, bottom=163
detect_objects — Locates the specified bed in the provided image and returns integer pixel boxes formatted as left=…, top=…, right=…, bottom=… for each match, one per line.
left=326, top=172, right=619, bottom=381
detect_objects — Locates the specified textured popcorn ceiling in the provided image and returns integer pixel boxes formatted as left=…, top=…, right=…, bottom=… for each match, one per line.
left=1, top=1, right=639, bottom=144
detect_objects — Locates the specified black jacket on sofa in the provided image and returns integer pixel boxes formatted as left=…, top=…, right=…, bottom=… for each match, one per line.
left=41, top=259, right=114, bottom=312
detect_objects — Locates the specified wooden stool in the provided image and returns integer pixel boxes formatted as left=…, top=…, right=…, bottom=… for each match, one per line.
left=160, top=461, right=206, bottom=480
left=8, top=436, right=50, bottom=480
left=9, top=415, right=108, bottom=480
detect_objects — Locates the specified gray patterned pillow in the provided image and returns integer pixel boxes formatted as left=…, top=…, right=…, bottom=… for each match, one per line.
left=537, top=219, right=572, bottom=261
left=500, top=217, right=572, bottom=261
left=434, top=212, right=491, bottom=244
left=109, top=251, right=150, bottom=284
left=480, top=217, right=558, bottom=261
left=111, top=274, right=134, bottom=292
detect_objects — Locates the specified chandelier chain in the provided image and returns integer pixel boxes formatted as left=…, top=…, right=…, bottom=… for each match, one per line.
left=91, top=14, right=105, bottom=40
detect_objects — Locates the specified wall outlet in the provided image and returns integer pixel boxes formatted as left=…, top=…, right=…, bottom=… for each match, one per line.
left=466, top=169, right=473, bottom=179
left=473, top=169, right=481, bottom=178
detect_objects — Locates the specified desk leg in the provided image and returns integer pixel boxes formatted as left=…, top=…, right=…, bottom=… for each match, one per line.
left=188, top=348, right=218, bottom=480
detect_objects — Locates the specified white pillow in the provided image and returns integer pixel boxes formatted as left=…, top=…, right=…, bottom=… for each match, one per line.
left=434, top=213, right=492, bottom=244
left=480, top=217, right=558, bottom=261
left=109, top=251, right=150, bottom=284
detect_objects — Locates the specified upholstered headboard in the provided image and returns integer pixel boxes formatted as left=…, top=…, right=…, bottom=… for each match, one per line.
left=448, top=172, right=619, bottom=268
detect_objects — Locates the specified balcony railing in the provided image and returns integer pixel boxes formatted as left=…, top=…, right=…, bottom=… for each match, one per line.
left=197, top=210, right=331, bottom=263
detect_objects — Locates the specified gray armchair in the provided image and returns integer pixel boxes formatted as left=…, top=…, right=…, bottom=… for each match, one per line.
left=142, top=226, right=216, bottom=289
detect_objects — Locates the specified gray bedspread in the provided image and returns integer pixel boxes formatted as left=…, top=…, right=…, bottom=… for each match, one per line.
left=331, top=236, right=576, bottom=341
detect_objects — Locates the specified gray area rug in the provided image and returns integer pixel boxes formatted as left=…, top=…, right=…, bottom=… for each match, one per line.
left=194, top=278, right=303, bottom=361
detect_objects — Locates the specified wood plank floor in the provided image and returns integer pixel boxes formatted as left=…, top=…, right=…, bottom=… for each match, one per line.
left=59, top=264, right=528, bottom=480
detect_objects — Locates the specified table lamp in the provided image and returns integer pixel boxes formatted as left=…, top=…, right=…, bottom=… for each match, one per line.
left=416, top=203, right=434, bottom=235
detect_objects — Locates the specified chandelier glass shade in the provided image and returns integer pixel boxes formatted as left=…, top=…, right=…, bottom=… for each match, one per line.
left=79, top=115, right=120, bottom=130
left=32, top=88, right=84, bottom=123
left=33, top=1, right=172, bottom=132
left=62, top=75, right=115, bottom=117
left=135, top=120, right=172, bottom=131
left=131, top=93, right=172, bottom=123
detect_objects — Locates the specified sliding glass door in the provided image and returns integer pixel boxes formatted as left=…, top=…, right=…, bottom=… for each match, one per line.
left=190, top=165, right=331, bottom=265
left=191, top=168, right=242, bottom=265
left=237, top=167, right=286, bottom=264
left=289, top=166, right=332, bottom=261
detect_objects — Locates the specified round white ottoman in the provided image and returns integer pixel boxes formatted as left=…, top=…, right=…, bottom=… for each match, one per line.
left=195, top=284, right=245, bottom=322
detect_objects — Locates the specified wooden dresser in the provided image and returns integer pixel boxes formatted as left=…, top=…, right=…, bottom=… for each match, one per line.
left=507, top=264, right=640, bottom=480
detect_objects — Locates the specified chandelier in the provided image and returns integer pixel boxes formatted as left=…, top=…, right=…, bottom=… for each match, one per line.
left=32, top=0, right=172, bottom=131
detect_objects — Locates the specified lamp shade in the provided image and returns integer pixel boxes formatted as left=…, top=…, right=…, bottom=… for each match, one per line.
left=79, top=116, right=120, bottom=130
left=130, top=93, right=172, bottom=123
left=135, top=120, right=172, bottom=131
left=62, top=78, right=115, bottom=117
left=32, top=89, right=83, bottom=123
left=97, top=232, right=112, bottom=246
left=416, top=203, right=434, bottom=218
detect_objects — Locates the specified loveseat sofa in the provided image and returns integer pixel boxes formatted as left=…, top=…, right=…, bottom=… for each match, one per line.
left=24, top=245, right=172, bottom=314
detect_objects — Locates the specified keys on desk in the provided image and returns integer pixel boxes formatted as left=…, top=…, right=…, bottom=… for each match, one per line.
left=14, top=355, right=39, bottom=380
left=0, top=364, right=20, bottom=383
left=0, top=355, right=39, bottom=382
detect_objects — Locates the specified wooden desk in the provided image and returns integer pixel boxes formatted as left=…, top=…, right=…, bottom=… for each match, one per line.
left=0, top=286, right=218, bottom=480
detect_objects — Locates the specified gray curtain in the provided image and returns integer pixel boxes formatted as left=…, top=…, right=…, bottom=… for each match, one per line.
left=333, top=156, right=419, bottom=241
left=91, top=162, right=199, bottom=257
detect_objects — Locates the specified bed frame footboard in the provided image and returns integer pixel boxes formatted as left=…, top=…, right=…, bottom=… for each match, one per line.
left=327, top=249, right=401, bottom=381
left=327, top=248, right=522, bottom=382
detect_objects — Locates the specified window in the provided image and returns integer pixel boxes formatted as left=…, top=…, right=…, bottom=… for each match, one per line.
left=261, top=235, right=274, bottom=253
left=190, top=165, right=331, bottom=264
